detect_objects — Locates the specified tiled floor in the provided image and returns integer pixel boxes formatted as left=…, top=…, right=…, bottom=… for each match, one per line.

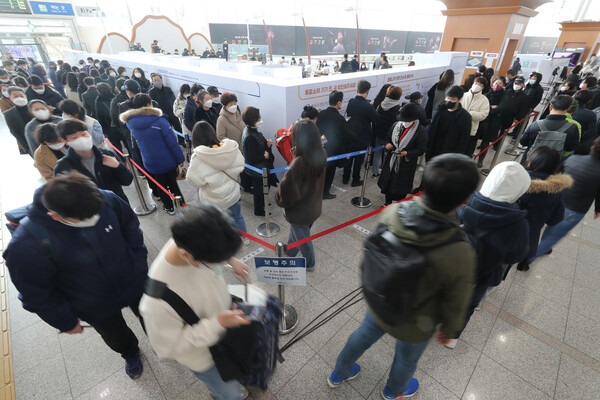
left=1, top=120, right=600, bottom=400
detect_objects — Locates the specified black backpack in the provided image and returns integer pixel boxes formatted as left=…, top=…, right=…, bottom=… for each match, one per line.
left=360, top=223, right=464, bottom=327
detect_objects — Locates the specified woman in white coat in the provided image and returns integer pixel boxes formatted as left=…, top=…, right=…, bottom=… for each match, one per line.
left=187, top=121, right=249, bottom=244
left=461, top=76, right=490, bottom=156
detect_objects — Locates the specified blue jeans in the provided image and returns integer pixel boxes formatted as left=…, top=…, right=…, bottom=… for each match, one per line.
left=533, top=208, right=585, bottom=261
left=372, top=137, right=386, bottom=175
left=192, top=365, right=241, bottom=400
left=333, top=311, right=428, bottom=396
left=227, top=201, right=247, bottom=233
left=286, top=224, right=315, bottom=269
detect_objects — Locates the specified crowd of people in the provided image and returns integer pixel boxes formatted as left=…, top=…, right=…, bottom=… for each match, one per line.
left=2, top=52, right=600, bottom=399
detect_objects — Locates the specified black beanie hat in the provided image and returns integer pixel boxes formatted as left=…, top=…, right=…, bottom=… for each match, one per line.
left=399, top=103, right=420, bottom=122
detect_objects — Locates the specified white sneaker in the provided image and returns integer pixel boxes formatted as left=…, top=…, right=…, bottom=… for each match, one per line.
left=444, top=339, right=458, bottom=349
left=475, top=303, right=482, bottom=311
left=242, top=237, right=250, bottom=246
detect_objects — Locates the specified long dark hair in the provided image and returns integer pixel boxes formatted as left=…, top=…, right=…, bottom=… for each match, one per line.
left=525, top=146, right=561, bottom=174
left=178, top=83, right=190, bottom=100
left=66, top=72, right=78, bottom=91
left=437, top=69, right=454, bottom=91
left=373, top=83, right=392, bottom=110
left=191, top=121, right=220, bottom=148
left=290, top=119, right=326, bottom=178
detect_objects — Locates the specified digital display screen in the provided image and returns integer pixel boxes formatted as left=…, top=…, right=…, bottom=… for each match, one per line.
left=307, top=27, right=357, bottom=56
left=360, top=29, right=408, bottom=54
left=405, top=31, right=442, bottom=53
left=552, top=51, right=581, bottom=67
left=209, top=23, right=248, bottom=45
left=520, top=36, right=557, bottom=55
left=4, top=45, right=35, bottom=59
left=0, top=0, right=32, bottom=14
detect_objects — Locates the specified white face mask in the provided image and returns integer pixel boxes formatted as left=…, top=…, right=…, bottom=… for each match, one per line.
left=95, top=63, right=100, bottom=68
left=60, top=214, right=100, bottom=228
left=12, top=97, right=27, bottom=107
left=134, top=72, right=142, bottom=78
left=33, top=88, right=45, bottom=95
left=68, top=135, right=93, bottom=151
left=560, top=86, right=567, bottom=92
left=212, top=97, right=220, bottom=104
left=62, top=113, right=70, bottom=120
left=204, top=99, right=213, bottom=108
left=580, top=82, right=585, bottom=89
left=529, top=78, right=536, bottom=84
left=471, top=84, right=482, bottom=93
left=33, top=109, right=50, bottom=120
left=2, top=90, right=8, bottom=97
left=513, top=84, right=523, bottom=91
left=0, top=78, right=9, bottom=83
left=255, top=119, right=263, bottom=128
left=48, top=142, right=65, bottom=150
left=227, top=105, right=237, bottom=113
left=109, top=72, right=117, bottom=77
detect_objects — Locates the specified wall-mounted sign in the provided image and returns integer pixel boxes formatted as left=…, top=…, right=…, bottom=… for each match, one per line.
left=470, top=51, right=484, bottom=57
left=0, top=0, right=31, bottom=14
left=466, top=57, right=483, bottom=68
left=485, top=53, right=499, bottom=59
left=30, top=1, right=74, bottom=16
left=76, top=6, right=98, bottom=17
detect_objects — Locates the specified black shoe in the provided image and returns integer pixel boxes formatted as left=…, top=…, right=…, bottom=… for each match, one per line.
left=243, top=187, right=253, bottom=193
left=477, top=160, right=483, bottom=168
left=516, top=260, right=530, bottom=271
left=323, top=193, right=337, bottom=200
left=351, top=180, right=363, bottom=187
left=342, top=178, right=350, bottom=185
left=545, top=249, right=553, bottom=255
left=372, top=173, right=380, bottom=178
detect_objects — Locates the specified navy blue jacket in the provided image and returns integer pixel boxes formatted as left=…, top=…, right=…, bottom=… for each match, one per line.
left=458, top=192, right=529, bottom=287
left=3, top=189, right=148, bottom=332
left=572, top=105, right=598, bottom=154
left=518, top=172, right=572, bottom=260
left=121, top=107, right=185, bottom=174
left=346, top=95, right=380, bottom=150
left=183, top=96, right=198, bottom=132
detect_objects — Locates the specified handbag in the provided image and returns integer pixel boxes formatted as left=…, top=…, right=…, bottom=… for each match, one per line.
left=144, top=278, right=257, bottom=382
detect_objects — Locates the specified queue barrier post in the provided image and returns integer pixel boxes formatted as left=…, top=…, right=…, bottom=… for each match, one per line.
left=276, top=242, right=298, bottom=335
left=480, top=131, right=507, bottom=176
left=351, top=147, right=373, bottom=208
left=256, top=168, right=280, bottom=238
left=505, top=114, right=531, bottom=157
left=174, top=196, right=183, bottom=214
left=185, top=134, right=193, bottom=162
left=124, top=153, right=157, bottom=216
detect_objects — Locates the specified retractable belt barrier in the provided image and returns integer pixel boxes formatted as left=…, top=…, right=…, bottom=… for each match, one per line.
left=472, top=111, right=538, bottom=160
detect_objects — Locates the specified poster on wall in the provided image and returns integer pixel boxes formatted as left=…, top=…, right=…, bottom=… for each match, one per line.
left=307, top=26, right=357, bottom=56
left=406, top=31, right=442, bottom=53
left=466, top=57, right=483, bottom=68
left=359, top=29, right=408, bottom=54
left=520, top=36, right=558, bottom=55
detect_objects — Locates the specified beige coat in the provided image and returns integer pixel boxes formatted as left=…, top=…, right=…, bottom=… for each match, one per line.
left=215, top=107, right=246, bottom=146
left=461, top=90, right=490, bottom=136
left=34, top=144, right=64, bottom=181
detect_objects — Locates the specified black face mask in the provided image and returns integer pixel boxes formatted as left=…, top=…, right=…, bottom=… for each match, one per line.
left=445, top=101, right=457, bottom=109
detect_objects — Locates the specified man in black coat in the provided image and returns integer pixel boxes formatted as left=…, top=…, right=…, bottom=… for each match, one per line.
left=339, top=54, right=352, bottom=74
left=148, top=73, right=181, bottom=132
left=505, top=69, right=517, bottom=92
left=572, top=90, right=598, bottom=154
left=350, top=55, right=360, bottom=72
left=524, top=72, right=544, bottom=111
left=502, top=76, right=530, bottom=137
left=583, top=76, right=600, bottom=110
left=25, top=75, right=64, bottom=116
left=81, top=77, right=99, bottom=118
left=53, top=119, right=133, bottom=203
left=317, top=90, right=353, bottom=199
left=426, top=85, right=472, bottom=161
left=344, top=80, right=380, bottom=186
left=3, top=86, right=32, bottom=155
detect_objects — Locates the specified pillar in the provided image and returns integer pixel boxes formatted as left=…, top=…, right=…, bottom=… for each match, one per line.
left=556, top=21, right=600, bottom=63
left=439, top=0, right=551, bottom=82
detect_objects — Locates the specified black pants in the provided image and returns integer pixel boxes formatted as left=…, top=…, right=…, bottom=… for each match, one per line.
left=343, top=154, right=365, bottom=183
left=88, top=297, right=144, bottom=360
left=323, top=164, right=337, bottom=195
left=467, top=135, right=479, bottom=157
left=241, top=171, right=253, bottom=192
left=151, top=167, right=184, bottom=209
left=251, top=176, right=265, bottom=214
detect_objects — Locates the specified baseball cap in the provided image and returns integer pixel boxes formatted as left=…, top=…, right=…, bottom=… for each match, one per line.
left=207, top=86, right=221, bottom=96
left=48, top=61, right=57, bottom=66
left=121, top=79, right=141, bottom=92
left=405, top=91, right=423, bottom=102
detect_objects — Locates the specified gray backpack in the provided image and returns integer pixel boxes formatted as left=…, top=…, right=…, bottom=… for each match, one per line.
left=531, top=120, right=570, bottom=153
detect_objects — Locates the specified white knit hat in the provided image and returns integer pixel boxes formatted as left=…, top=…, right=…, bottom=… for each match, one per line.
left=479, top=161, right=531, bottom=203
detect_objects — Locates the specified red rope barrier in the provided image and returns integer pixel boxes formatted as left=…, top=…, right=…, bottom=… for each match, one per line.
left=287, top=191, right=424, bottom=250
left=473, top=111, right=538, bottom=160
left=240, top=231, right=277, bottom=251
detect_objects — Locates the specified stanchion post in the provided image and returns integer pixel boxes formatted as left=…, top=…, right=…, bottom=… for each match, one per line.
left=276, top=242, right=298, bottom=334
left=480, top=133, right=507, bottom=176
left=505, top=114, right=531, bottom=156
left=124, top=154, right=157, bottom=215
left=185, top=134, right=192, bottom=162
left=174, top=196, right=183, bottom=214
left=256, top=168, right=280, bottom=238
left=351, top=147, right=373, bottom=208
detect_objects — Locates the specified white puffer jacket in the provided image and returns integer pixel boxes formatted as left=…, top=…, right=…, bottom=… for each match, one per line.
left=461, top=90, right=490, bottom=136
left=186, top=139, right=245, bottom=210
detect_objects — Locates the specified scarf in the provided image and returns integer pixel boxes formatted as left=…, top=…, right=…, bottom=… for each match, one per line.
left=389, top=120, right=419, bottom=173
left=380, top=97, right=400, bottom=111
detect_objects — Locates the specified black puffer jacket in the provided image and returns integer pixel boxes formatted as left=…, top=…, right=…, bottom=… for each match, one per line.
left=372, top=103, right=400, bottom=141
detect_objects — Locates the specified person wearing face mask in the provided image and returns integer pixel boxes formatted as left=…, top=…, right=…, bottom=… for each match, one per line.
left=2, top=60, right=16, bottom=76
left=3, top=86, right=33, bottom=155
left=316, top=90, right=353, bottom=199
left=149, top=73, right=181, bottom=133
left=558, top=81, right=577, bottom=97
left=102, top=68, right=118, bottom=91
left=194, top=90, right=219, bottom=129
left=173, top=84, right=190, bottom=134
left=132, top=68, right=150, bottom=93
left=372, top=86, right=403, bottom=177
left=120, top=94, right=185, bottom=214
left=241, top=106, right=278, bottom=216
left=477, top=77, right=507, bottom=167
left=83, top=57, right=93, bottom=73
left=54, top=119, right=133, bottom=203
left=215, top=91, right=246, bottom=146
left=33, top=123, right=67, bottom=180
left=207, top=86, right=223, bottom=114
left=183, top=84, right=203, bottom=133
left=59, top=99, right=105, bottom=148
left=426, top=85, right=472, bottom=161
left=24, top=99, right=62, bottom=154
left=502, top=76, right=530, bottom=139
left=461, top=77, right=490, bottom=156
left=524, top=72, right=544, bottom=112
left=0, top=68, right=11, bottom=85
left=3, top=172, right=148, bottom=380
left=15, top=60, right=31, bottom=78
left=25, top=74, right=64, bottom=115
left=0, top=81, right=14, bottom=112
left=378, top=103, right=428, bottom=206
left=81, top=77, right=100, bottom=118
